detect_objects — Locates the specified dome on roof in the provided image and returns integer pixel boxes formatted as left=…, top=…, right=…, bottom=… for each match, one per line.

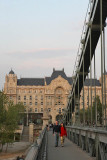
left=9, top=69, right=15, bottom=74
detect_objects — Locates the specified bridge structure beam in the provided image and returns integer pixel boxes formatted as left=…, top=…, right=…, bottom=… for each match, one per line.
left=64, top=0, right=107, bottom=129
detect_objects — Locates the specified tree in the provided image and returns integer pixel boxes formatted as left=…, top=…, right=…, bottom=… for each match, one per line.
left=92, top=96, right=102, bottom=124
left=0, top=91, right=25, bottom=152
left=80, top=96, right=102, bottom=125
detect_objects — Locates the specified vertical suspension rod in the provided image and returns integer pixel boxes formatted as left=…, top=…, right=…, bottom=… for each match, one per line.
left=94, top=53, right=97, bottom=127
left=90, top=27, right=92, bottom=126
left=78, top=73, right=80, bottom=124
left=88, top=74, right=90, bottom=126
left=103, top=27, right=106, bottom=127
left=90, top=0, right=92, bottom=126
left=100, top=0, right=104, bottom=127
left=74, top=87, right=75, bottom=125
left=83, top=55, right=85, bottom=126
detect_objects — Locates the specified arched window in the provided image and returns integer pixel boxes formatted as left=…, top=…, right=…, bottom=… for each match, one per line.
left=54, top=87, right=65, bottom=106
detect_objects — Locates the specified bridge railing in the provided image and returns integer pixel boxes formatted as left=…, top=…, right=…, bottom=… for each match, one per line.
left=25, top=127, right=48, bottom=160
left=66, top=125, right=107, bottom=160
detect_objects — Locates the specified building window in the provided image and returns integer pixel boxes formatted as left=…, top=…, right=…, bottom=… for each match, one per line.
left=18, top=96, right=20, bottom=100
left=24, top=109, right=26, bottom=112
left=47, top=102, right=49, bottom=105
left=62, top=108, right=64, bottom=112
left=40, top=90, right=42, bottom=93
left=59, top=108, right=61, bottom=113
left=29, top=108, right=32, bottom=112
left=41, top=102, right=43, bottom=105
left=10, top=90, right=12, bottom=93
left=24, top=102, right=26, bottom=106
left=30, top=102, right=32, bottom=105
left=58, top=96, right=61, bottom=99
left=35, top=96, right=38, bottom=100
left=48, top=108, right=51, bottom=112
left=35, top=102, right=38, bottom=105
left=58, top=101, right=61, bottom=105
left=58, top=90, right=62, bottom=94
left=48, top=96, right=50, bottom=99
left=30, top=96, right=32, bottom=100
left=24, top=96, right=26, bottom=100
left=41, top=108, right=43, bottom=112
left=41, top=95, right=43, bottom=100
left=10, top=96, right=12, bottom=100
left=35, top=108, right=37, bottom=112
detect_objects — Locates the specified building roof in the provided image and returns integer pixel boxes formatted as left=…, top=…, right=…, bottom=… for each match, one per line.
left=17, top=69, right=72, bottom=86
left=17, top=78, right=44, bottom=86
left=16, top=69, right=100, bottom=87
left=9, top=69, right=15, bottom=74
left=84, top=79, right=101, bottom=86
left=45, top=69, right=72, bottom=85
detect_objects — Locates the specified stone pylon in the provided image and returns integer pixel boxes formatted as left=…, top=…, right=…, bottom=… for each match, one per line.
left=42, top=108, right=49, bottom=130
left=29, top=123, right=34, bottom=143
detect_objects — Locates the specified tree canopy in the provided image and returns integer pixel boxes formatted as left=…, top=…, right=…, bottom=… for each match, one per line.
left=80, top=96, right=102, bottom=125
left=0, top=91, right=25, bottom=151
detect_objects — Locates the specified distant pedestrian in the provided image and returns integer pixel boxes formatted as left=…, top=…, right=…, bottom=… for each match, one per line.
left=51, top=123, right=53, bottom=128
left=60, top=123, right=67, bottom=147
left=19, top=155, right=25, bottom=160
left=16, top=156, right=20, bottom=160
left=46, top=124, right=49, bottom=131
left=53, top=121, right=60, bottom=147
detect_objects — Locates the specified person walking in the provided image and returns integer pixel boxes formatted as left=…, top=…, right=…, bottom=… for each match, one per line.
left=60, top=123, right=67, bottom=147
left=53, top=121, right=60, bottom=147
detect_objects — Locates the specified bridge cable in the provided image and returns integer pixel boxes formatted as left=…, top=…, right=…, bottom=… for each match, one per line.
left=100, top=0, right=104, bottom=128
left=103, top=27, right=106, bottom=128
left=83, top=54, right=85, bottom=126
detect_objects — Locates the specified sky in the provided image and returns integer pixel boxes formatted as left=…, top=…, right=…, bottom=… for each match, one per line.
left=0, top=0, right=107, bottom=90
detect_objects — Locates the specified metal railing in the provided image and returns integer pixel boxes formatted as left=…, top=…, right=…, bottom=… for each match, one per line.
left=66, top=125, right=107, bottom=160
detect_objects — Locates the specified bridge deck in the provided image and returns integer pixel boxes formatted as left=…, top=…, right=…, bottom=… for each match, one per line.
left=48, top=130, right=95, bottom=160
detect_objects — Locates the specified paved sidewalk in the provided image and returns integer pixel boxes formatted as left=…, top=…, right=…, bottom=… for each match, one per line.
left=0, top=142, right=30, bottom=160
left=48, top=131, right=95, bottom=160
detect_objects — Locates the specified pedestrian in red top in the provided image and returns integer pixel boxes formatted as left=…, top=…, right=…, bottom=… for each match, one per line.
left=60, top=123, right=67, bottom=147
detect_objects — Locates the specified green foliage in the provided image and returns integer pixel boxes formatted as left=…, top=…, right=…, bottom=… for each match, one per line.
left=0, top=91, right=8, bottom=128
left=0, top=91, right=25, bottom=151
left=80, top=96, right=102, bottom=125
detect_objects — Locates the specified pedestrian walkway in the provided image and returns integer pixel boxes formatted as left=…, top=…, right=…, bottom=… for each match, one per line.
left=48, top=130, right=95, bottom=160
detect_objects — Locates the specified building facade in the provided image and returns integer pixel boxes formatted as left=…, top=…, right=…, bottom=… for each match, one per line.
left=4, top=69, right=72, bottom=124
left=4, top=69, right=107, bottom=125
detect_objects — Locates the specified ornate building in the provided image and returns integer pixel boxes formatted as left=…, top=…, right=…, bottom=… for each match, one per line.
left=4, top=69, right=72, bottom=124
left=4, top=68, right=106, bottom=125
